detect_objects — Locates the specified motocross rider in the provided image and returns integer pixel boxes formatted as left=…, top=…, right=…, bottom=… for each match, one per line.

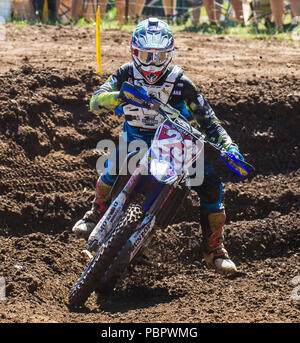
left=72, top=18, right=244, bottom=275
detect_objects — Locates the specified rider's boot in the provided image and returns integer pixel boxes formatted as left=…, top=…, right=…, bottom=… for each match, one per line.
left=201, top=208, right=237, bottom=275
left=72, top=177, right=112, bottom=239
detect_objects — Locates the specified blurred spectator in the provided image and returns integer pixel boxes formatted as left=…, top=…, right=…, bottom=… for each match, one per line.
left=269, top=0, right=284, bottom=28
left=31, top=0, right=43, bottom=19
left=140, top=0, right=177, bottom=20
left=99, top=0, right=108, bottom=19
left=290, top=0, right=300, bottom=20
left=128, top=0, right=146, bottom=21
left=194, top=0, right=244, bottom=25
left=71, top=0, right=129, bottom=24
left=202, top=0, right=221, bottom=24
left=135, top=0, right=146, bottom=17
left=73, top=0, right=108, bottom=21
left=269, top=0, right=300, bottom=29
left=32, top=0, right=57, bottom=21
left=162, top=0, right=175, bottom=18
left=192, top=6, right=201, bottom=26
left=47, top=0, right=57, bottom=21
left=11, top=0, right=35, bottom=21
left=71, top=0, right=84, bottom=21
left=114, top=0, right=125, bottom=24
left=230, top=0, right=244, bottom=23
left=115, top=0, right=147, bottom=24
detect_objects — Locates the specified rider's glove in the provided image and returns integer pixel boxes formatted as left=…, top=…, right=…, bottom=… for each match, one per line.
left=227, top=144, right=244, bottom=161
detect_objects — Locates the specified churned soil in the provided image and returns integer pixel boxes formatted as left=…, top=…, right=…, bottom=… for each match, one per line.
left=0, top=24, right=299, bottom=323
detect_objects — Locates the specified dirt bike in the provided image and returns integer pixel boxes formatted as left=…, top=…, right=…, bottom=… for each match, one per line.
left=68, top=82, right=254, bottom=308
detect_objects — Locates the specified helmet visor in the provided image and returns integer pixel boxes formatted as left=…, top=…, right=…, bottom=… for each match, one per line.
left=137, top=50, right=172, bottom=66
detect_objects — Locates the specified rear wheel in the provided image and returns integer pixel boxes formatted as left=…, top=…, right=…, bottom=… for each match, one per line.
left=68, top=203, right=144, bottom=308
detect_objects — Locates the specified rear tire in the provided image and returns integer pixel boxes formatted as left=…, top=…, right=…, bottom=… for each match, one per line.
left=68, top=203, right=144, bottom=308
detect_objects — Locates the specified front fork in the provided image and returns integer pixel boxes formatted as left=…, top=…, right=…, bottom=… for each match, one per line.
left=87, top=165, right=144, bottom=252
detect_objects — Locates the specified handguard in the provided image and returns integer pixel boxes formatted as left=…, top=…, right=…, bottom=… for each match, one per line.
left=220, top=151, right=254, bottom=178
left=119, top=82, right=154, bottom=109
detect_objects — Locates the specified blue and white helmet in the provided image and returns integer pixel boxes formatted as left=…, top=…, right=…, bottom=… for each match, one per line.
left=131, top=17, right=174, bottom=84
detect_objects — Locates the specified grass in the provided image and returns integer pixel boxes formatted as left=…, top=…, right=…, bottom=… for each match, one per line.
left=8, top=5, right=300, bottom=43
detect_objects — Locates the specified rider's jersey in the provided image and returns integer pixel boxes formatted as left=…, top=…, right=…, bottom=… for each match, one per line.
left=90, top=62, right=234, bottom=149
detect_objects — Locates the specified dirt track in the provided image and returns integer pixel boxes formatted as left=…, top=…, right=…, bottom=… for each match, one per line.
left=0, top=24, right=299, bottom=323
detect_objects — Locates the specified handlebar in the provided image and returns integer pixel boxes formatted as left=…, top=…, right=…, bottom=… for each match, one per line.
left=150, top=97, right=206, bottom=143
left=119, top=82, right=255, bottom=178
left=150, top=96, right=255, bottom=178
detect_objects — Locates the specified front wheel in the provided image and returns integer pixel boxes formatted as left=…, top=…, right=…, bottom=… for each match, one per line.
left=68, top=203, right=144, bottom=308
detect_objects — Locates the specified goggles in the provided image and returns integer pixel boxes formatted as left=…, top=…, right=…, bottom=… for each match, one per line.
left=134, top=49, right=172, bottom=66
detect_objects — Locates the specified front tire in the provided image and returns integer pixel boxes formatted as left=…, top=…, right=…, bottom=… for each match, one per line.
left=68, top=203, right=144, bottom=308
